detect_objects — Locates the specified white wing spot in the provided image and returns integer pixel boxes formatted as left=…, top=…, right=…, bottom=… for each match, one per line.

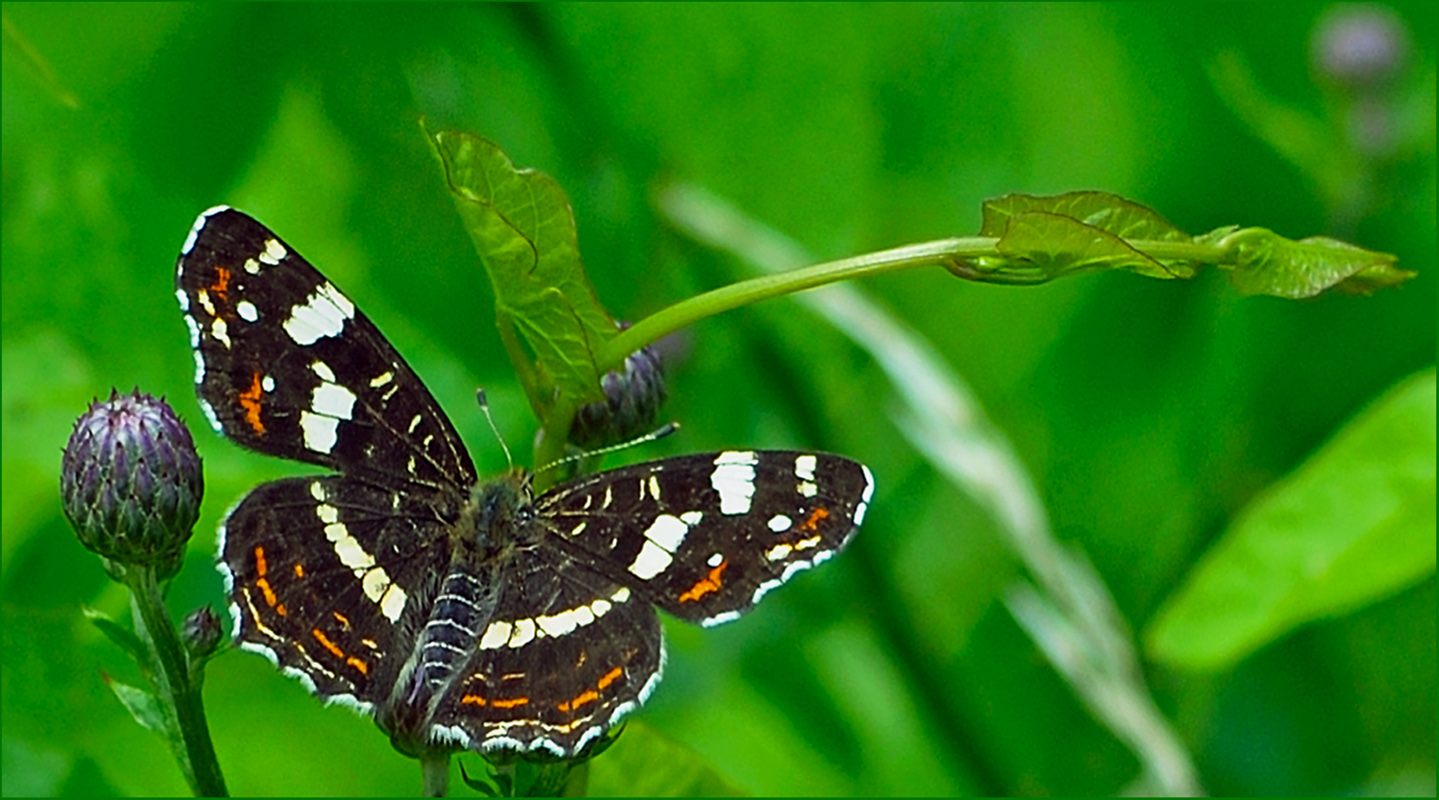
left=767, top=514, right=792, bottom=532
left=284, top=282, right=354, bottom=346
left=210, top=317, right=231, bottom=348
left=182, top=207, right=227, bottom=255
left=711, top=451, right=758, bottom=515
left=259, top=238, right=288, bottom=265
left=182, top=313, right=201, bottom=349
left=766, top=543, right=793, bottom=561
left=629, top=540, right=673, bottom=580
left=310, top=360, right=336, bottom=382
left=236, top=300, right=259, bottom=322
left=479, top=621, right=512, bottom=650
left=311, top=382, right=356, bottom=420
left=642, top=514, right=689, bottom=553
left=299, top=411, right=340, bottom=453
left=855, top=465, right=875, bottom=525
left=317, top=497, right=407, bottom=622
left=795, top=454, right=818, bottom=482
left=507, top=619, right=536, bottom=648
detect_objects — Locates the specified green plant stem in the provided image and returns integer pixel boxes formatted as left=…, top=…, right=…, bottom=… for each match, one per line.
left=126, top=567, right=227, bottom=796
left=598, top=237, right=1231, bottom=373
left=600, top=237, right=982, bottom=371
left=420, top=752, right=449, bottom=797
left=533, top=394, right=580, bottom=492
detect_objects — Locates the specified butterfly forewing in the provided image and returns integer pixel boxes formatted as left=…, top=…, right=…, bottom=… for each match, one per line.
left=537, top=450, right=873, bottom=627
left=176, top=206, right=875, bottom=760
left=176, top=206, right=475, bottom=493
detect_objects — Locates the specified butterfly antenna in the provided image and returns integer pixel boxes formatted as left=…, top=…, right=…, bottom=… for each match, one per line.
left=475, top=389, right=514, bottom=471
left=535, top=422, right=681, bottom=477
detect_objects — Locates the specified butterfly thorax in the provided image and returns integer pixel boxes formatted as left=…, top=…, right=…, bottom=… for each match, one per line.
left=458, top=471, right=538, bottom=558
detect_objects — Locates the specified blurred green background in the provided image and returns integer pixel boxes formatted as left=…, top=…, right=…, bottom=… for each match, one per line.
left=3, top=3, right=1434, bottom=796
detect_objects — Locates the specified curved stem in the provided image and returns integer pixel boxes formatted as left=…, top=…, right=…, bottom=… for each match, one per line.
left=127, top=567, right=227, bottom=796
left=597, top=236, right=1234, bottom=372
left=599, top=237, right=994, bottom=372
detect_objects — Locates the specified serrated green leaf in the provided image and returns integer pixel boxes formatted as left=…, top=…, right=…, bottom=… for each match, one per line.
left=1145, top=369, right=1437, bottom=671
left=975, top=192, right=1197, bottom=280
left=1222, top=228, right=1410, bottom=298
left=105, top=677, right=167, bottom=734
left=84, top=606, right=147, bottom=665
left=431, top=130, right=614, bottom=406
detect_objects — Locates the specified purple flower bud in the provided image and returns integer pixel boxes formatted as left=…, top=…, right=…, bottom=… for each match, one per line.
left=182, top=606, right=224, bottom=658
left=61, top=389, right=203, bottom=578
left=571, top=324, right=668, bottom=449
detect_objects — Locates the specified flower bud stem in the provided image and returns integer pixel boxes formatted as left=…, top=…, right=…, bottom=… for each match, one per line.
left=125, top=565, right=228, bottom=796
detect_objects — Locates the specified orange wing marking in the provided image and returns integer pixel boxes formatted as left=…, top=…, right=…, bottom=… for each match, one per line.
left=210, top=266, right=232, bottom=303
left=491, top=696, right=529, bottom=709
left=678, top=560, right=728, bottom=603
left=799, top=506, right=830, bottom=531
left=558, top=689, right=598, bottom=713
left=311, top=628, right=368, bottom=674
left=238, top=372, right=266, bottom=435
left=252, top=546, right=286, bottom=615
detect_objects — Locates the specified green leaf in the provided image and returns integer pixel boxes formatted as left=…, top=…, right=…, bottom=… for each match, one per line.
left=979, top=191, right=1191, bottom=244
left=430, top=129, right=615, bottom=408
left=972, top=191, right=1197, bottom=281
left=1215, top=227, right=1411, bottom=298
left=1145, top=369, right=1437, bottom=671
left=104, top=676, right=167, bottom=735
left=83, top=606, right=147, bottom=666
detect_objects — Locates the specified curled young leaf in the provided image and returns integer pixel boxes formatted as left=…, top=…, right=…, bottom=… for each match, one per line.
left=1214, top=227, right=1409, bottom=298
left=960, top=191, right=1200, bottom=282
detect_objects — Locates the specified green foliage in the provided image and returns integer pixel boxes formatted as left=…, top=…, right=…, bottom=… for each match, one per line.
left=2, top=3, right=1433, bottom=797
left=1147, top=369, right=1436, bottom=670
left=1218, top=228, right=1411, bottom=298
left=431, top=129, right=615, bottom=415
left=974, top=190, right=1195, bottom=280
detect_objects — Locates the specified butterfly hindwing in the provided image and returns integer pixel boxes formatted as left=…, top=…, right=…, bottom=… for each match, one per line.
left=430, top=547, right=664, bottom=755
left=219, top=475, right=455, bottom=708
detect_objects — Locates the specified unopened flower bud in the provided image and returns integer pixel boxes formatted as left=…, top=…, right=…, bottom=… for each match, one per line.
left=571, top=325, right=667, bottom=449
left=61, top=389, right=203, bottom=579
left=182, top=606, right=224, bottom=659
